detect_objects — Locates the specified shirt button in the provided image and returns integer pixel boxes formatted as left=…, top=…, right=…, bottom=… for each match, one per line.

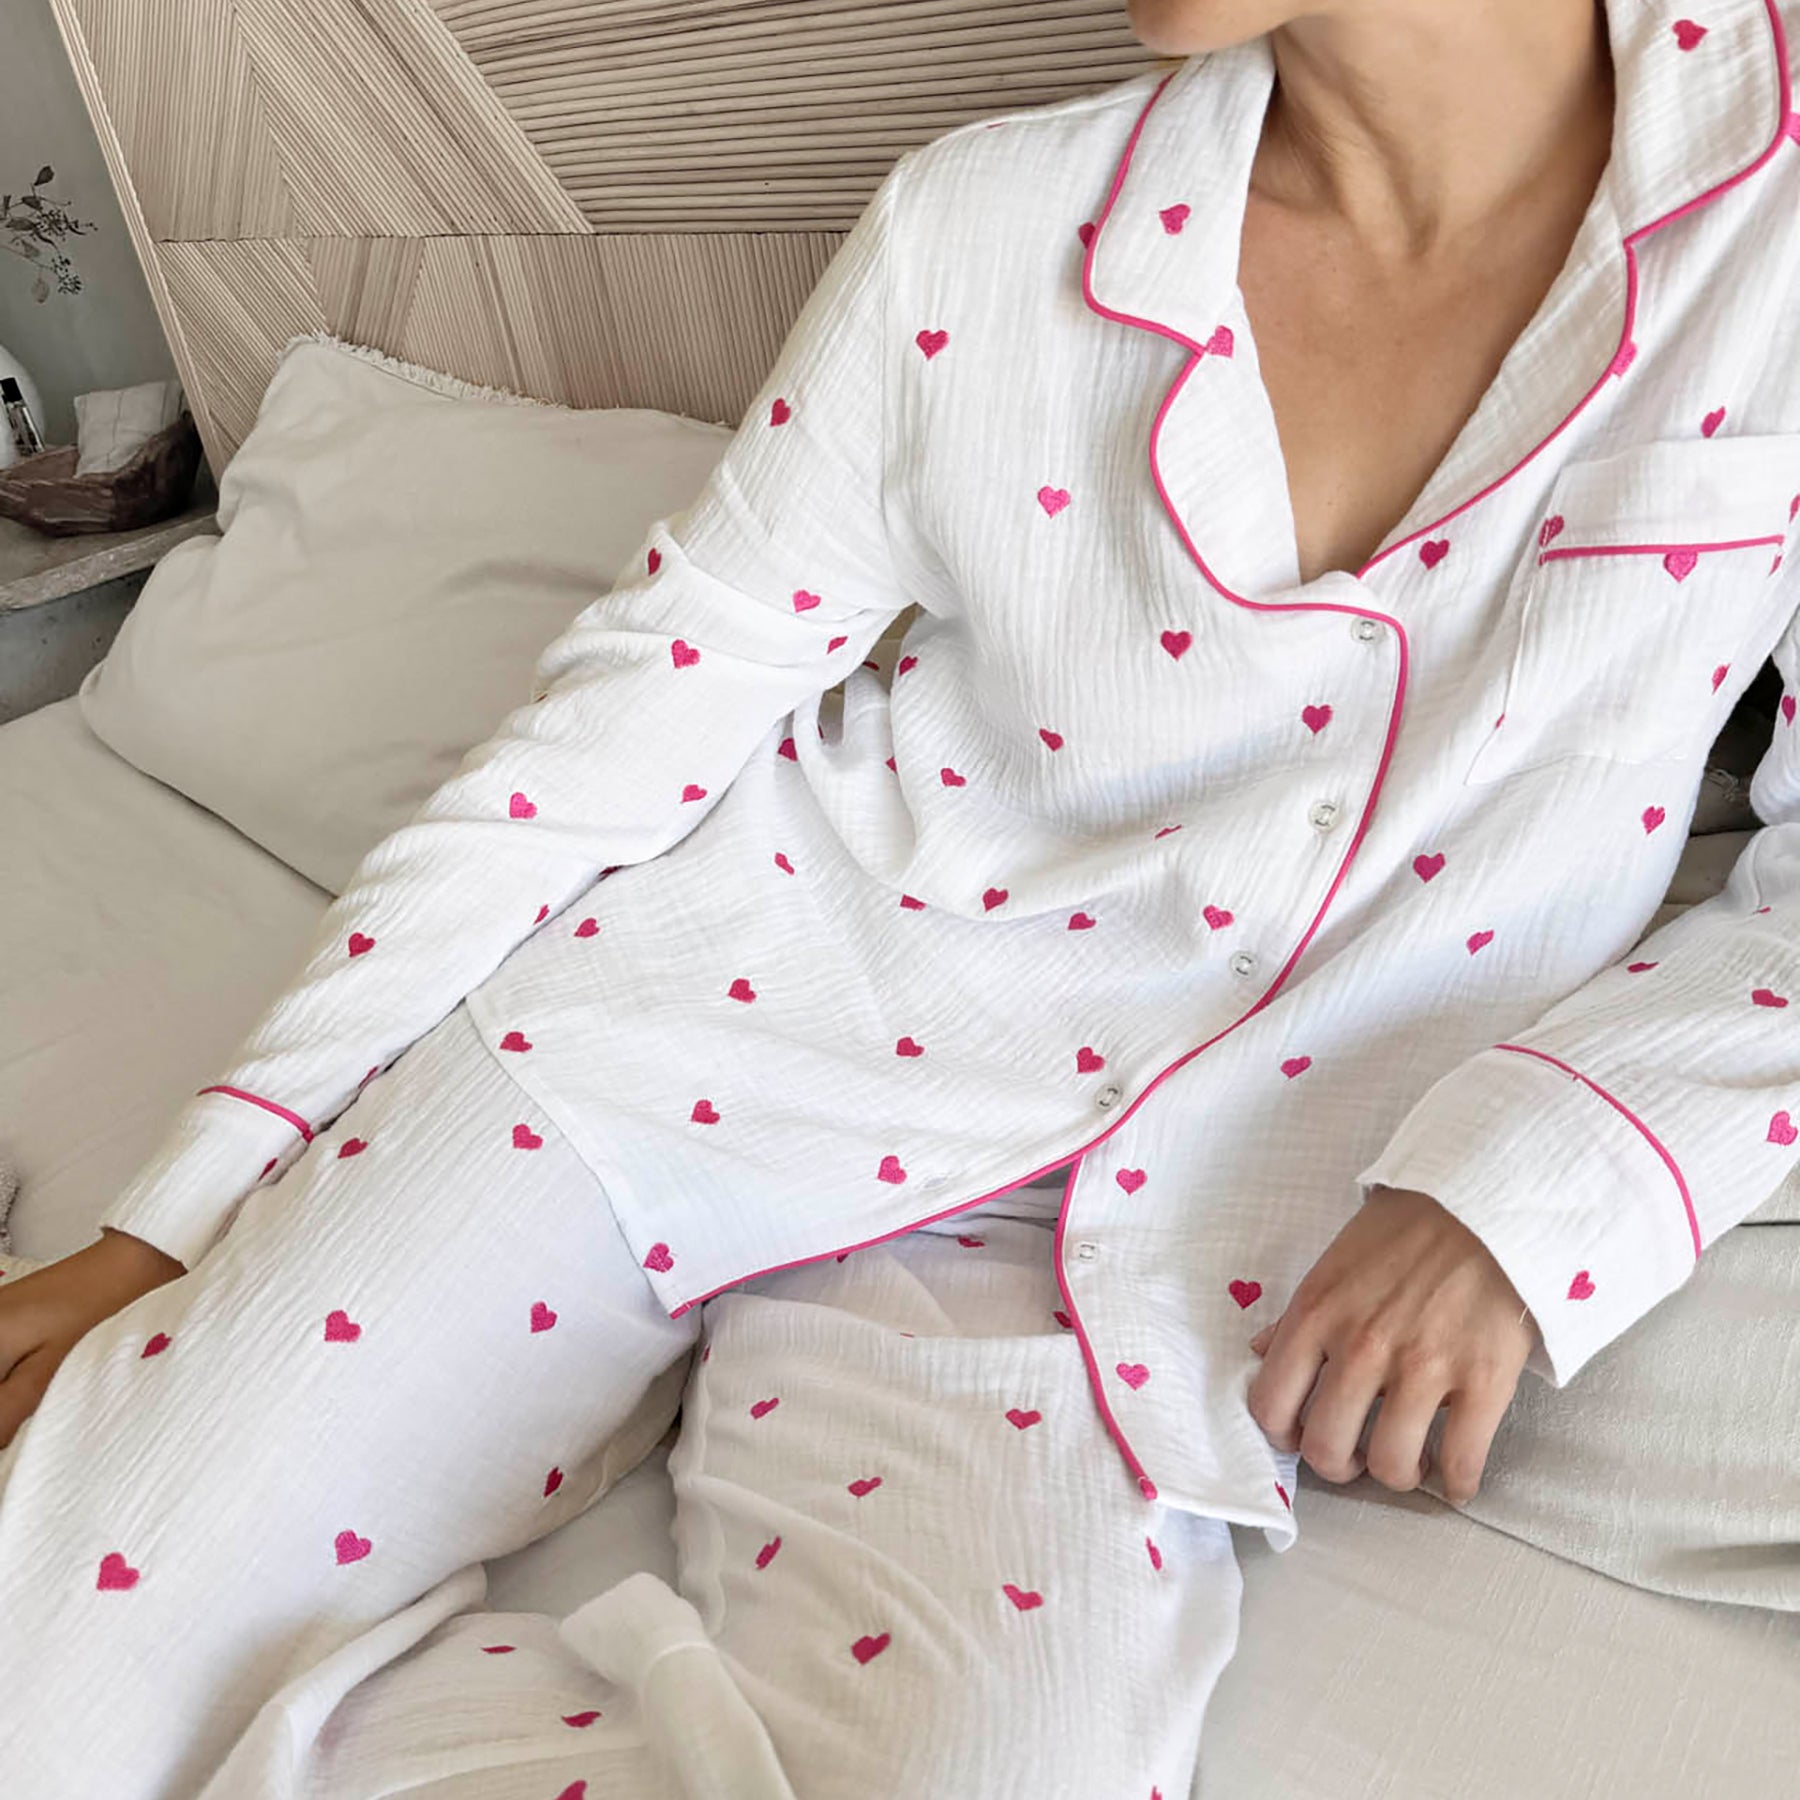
left=1229, top=950, right=1258, bottom=977
left=1072, top=1241, right=1100, bottom=1262
left=1095, top=1082, right=1122, bottom=1109
left=1309, top=799, right=1340, bottom=831
left=1352, top=617, right=1382, bottom=643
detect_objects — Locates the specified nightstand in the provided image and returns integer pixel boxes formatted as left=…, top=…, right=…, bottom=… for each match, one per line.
left=0, top=499, right=216, bottom=724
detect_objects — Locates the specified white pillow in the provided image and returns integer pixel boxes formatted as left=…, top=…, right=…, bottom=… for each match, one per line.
left=80, top=337, right=732, bottom=892
left=73, top=379, right=186, bottom=474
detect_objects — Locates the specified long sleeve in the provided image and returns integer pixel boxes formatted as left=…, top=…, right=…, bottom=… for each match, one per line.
left=102, top=155, right=919, bottom=1269
left=1356, top=600, right=1800, bottom=1389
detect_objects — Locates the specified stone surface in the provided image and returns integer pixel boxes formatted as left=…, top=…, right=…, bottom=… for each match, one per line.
left=0, top=503, right=215, bottom=614
left=0, top=572, right=146, bottom=725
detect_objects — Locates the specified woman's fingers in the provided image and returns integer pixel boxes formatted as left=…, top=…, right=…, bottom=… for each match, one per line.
left=1293, top=1354, right=1381, bottom=1484
left=1362, top=1375, right=1444, bottom=1492
left=1245, top=1313, right=1326, bottom=1454
left=1433, top=1370, right=1515, bottom=1504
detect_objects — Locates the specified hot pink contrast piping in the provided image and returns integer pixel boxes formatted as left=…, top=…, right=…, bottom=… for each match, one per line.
left=1492, top=1043, right=1702, bottom=1259
left=1539, top=533, right=1786, bottom=564
left=677, top=8, right=1790, bottom=1502
left=195, top=1084, right=315, bottom=1144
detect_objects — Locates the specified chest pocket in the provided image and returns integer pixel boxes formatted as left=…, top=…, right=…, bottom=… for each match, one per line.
left=1464, top=436, right=1800, bottom=785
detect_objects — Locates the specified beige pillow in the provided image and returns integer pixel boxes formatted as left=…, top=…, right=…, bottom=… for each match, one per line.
left=74, top=379, right=185, bottom=475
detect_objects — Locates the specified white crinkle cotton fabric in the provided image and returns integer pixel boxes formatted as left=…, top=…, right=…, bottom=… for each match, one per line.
left=101, top=0, right=1800, bottom=1543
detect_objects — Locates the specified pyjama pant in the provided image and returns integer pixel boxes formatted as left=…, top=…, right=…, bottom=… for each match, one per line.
left=0, top=1004, right=1243, bottom=1800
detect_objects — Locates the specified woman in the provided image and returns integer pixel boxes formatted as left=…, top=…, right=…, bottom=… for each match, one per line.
left=4, top=0, right=1798, bottom=1793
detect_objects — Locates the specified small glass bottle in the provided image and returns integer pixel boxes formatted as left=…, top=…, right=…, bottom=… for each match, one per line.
left=0, top=377, right=45, bottom=460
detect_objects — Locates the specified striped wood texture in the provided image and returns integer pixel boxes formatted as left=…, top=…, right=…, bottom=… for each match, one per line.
left=47, top=0, right=1167, bottom=468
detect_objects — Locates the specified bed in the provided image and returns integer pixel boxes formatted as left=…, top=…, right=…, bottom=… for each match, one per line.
left=9, top=0, right=1799, bottom=1792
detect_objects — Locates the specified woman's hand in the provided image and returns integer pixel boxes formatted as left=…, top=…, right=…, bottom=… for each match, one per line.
left=1245, top=1185, right=1533, bottom=1504
left=0, top=1229, right=185, bottom=1447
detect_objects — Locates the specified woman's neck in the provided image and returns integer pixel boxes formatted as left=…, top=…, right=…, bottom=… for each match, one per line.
left=1258, top=1, right=1615, bottom=257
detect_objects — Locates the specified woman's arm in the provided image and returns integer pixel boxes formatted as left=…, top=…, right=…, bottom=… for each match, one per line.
left=1351, top=596, right=1800, bottom=1393
left=100, top=154, right=919, bottom=1272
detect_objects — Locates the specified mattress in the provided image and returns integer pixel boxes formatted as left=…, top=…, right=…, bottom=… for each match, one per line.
left=4, top=696, right=1796, bottom=1795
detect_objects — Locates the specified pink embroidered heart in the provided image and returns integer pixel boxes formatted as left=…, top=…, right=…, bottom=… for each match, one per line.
left=827, top=634, right=847, bottom=652
left=1627, top=960, right=1659, bottom=973
left=1538, top=515, right=1565, bottom=549
left=670, top=638, right=700, bottom=669
left=1280, top=1055, right=1312, bottom=1078
left=1159, top=202, right=1191, bottom=234
left=915, top=328, right=949, bottom=360
left=940, top=766, right=966, bottom=787
left=1160, top=629, right=1192, bottom=660
left=1116, top=1168, right=1146, bottom=1194
left=1204, top=324, right=1235, bottom=359
left=1037, top=485, right=1071, bottom=517
left=338, top=1138, right=368, bottom=1159
left=1146, top=1536, right=1164, bottom=1571
left=643, top=1242, right=675, bottom=1272
left=1068, top=912, right=1096, bottom=930
left=1663, top=549, right=1698, bottom=582
left=544, top=1466, right=564, bottom=1497
left=1053, top=1310, right=1073, bottom=1329
left=574, top=917, right=600, bottom=937
left=848, top=1476, right=884, bottom=1498
left=900, top=894, right=926, bottom=910
left=1076, top=1046, right=1105, bottom=1073
left=533, top=903, right=550, bottom=925
left=1275, top=1481, right=1291, bottom=1509
left=756, top=1536, right=782, bottom=1569
left=1115, top=1362, right=1150, bottom=1390
left=877, top=1154, right=908, bottom=1184
left=500, top=1030, right=532, bottom=1053
left=346, top=932, right=375, bottom=957
left=895, top=1036, right=924, bottom=1057
left=1642, top=806, right=1666, bottom=834
left=851, top=1633, right=891, bottom=1665
left=260, top=1157, right=278, bottom=1179
left=1769, top=1111, right=1798, bottom=1145
left=530, top=1302, right=558, bottom=1333
left=512, top=1123, right=544, bottom=1151
left=1302, top=703, right=1333, bottom=734
left=324, top=1309, right=362, bottom=1344
left=769, top=397, right=791, bottom=426
left=1566, top=1270, right=1596, bottom=1301
left=1228, top=1279, right=1262, bottom=1310
left=1419, top=539, right=1450, bottom=570
left=96, top=1552, right=140, bottom=1592
left=509, top=791, right=537, bottom=820
left=1712, top=664, right=1730, bottom=692
left=1702, top=405, right=1726, bottom=438
left=334, top=1530, right=372, bottom=1565
left=1753, top=988, right=1789, bottom=1008
left=647, top=547, right=662, bottom=575
left=691, top=1097, right=721, bottom=1122
left=1039, top=727, right=1064, bottom=751
left=779, top=736, right=797, bottom=760
left=728, top=977, right=757, bottom=1003
left=897, top=654, right=918, bottom=676
left=563, top=1711, right=602, bottom=1729
left=1466, top=930, right=1494, bottom=955
left=1077, top=220, right=1096, bottom=248
left=792, top=589, right=821, bottom=612
left=774, top=852, right=795, bottom=875
left=1672, top=17, right=1708, bottom=49
left=1006, top=1408, right=1042, bottom=1431
left=141, top=1332, right=171, bottom=1358
left=1002, top=1583, right=1044, bottom=1611
left=681, top=783, right=708, bottom=803
left=956, top=1235, right=986, bottom=1249
left=1785, top=695, right=1797, bottom=725
left=1413, top=852, right=1445, bottom=882
left=481, top=1644, right=516, bottom=1655
left=983, top=887, right=1009, bottom=911
left=750, top=1397, right=781, bottom=1419
left=1155, top=824, right=1182, bottom=839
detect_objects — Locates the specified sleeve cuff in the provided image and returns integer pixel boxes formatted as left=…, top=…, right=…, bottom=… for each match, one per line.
left=100, top=1090, right=309, bottom=1268
left=1354, top=1045, right=1698, bottom=1389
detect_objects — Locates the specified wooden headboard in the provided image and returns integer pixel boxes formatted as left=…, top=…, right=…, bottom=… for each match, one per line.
left=48, top=0, right=1168, bottom=473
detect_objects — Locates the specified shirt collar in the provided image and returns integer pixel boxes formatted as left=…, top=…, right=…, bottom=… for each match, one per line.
left=1083, top=0, right=1793, bottom=356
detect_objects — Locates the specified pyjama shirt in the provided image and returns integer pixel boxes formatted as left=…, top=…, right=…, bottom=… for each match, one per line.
left=106, top=0, right=1800, bottom=1541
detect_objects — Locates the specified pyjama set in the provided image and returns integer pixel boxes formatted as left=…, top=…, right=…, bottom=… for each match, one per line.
left=11, top=4, right=1800, bottom=1792
left=0, top=1004, right=1238, bottom=1799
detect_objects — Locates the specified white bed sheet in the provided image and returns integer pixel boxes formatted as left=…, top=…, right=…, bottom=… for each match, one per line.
left=4, top=696, right=1795, bottom=1795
